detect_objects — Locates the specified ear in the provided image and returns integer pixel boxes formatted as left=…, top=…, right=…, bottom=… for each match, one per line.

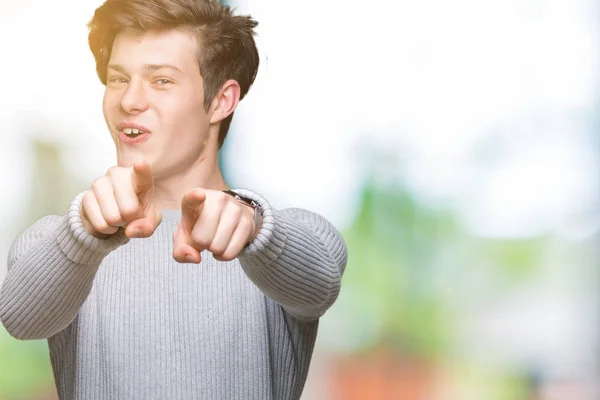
left=209, top=79, right=241, bottom=124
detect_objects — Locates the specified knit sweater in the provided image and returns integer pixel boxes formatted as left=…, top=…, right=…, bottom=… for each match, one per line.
left=0, top=189, right=347, bottom=400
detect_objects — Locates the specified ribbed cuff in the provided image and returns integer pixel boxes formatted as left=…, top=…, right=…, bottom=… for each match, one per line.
left=56, top=192, right=129, bottom=265
left=234, top=189, right=286, bottom=267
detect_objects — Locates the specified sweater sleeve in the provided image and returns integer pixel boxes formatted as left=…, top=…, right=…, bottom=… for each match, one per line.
left=235, top=189, right=348, bottom=322
left=0, top=192, right=129, bottom=340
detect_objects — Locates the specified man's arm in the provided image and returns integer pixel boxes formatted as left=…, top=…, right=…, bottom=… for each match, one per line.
left=1, top=161, right=161, bottom=340
left=0, top=193, right=128, bottom=340
left=235, top=189, right=348, bottom=322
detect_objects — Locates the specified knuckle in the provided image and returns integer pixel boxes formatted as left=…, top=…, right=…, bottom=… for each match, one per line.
left=91, top=178, right=102, bottom=192
left=191, top=232, right=210, bottom=249
left=210, top=243, right=226, bottom=256
left=120, top=204, right=140, bottom=220
left=94, top=221, right=111, bottom=233
left=220, top=249, right=237, bottom=261
left=104, top=214, right=122, bottom=226
left=109, top=172, right=128, bottom=188
left=105, top=165, right=120, bottom=176
left=217, top=193, right=230, bottom=207
left=91, top=176, right=109, bottom=192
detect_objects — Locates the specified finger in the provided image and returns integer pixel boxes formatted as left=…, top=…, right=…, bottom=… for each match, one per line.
left=92, top=176, right=125, bottom=228
left=173, top=222, right=202, bottom=263
left=215, top=219, right=253, bottom=262
left=82, top=190, right=119, bottom=235
left=110, top=169, right=144, bottom=222
left=209, top=204, right=242, bottom=257
left=189, top=194, right=226, bottom=254
left=131, top=161, right=153, bottom=195
left=181, top=188, right=206, bottom=233
left=125, top=206, right=162, bottom=238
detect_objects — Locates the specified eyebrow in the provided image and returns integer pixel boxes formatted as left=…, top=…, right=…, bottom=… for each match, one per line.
left=107, top=63, right=183, bottom=74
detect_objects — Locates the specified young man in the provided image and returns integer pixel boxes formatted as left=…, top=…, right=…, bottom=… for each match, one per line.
left=0, top=0, right=347, bottom=399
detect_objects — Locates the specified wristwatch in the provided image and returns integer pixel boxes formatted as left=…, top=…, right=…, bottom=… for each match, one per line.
left=222, top=189, right=264, bottom=234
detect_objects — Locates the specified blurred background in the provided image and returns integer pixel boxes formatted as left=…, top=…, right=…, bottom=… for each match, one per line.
left=1, top=0, right=599, bottom=399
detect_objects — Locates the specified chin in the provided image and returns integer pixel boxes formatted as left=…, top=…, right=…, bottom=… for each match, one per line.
left=116, top=157, right=133, bottom=168
left=116, top=151, right=152, bottom=168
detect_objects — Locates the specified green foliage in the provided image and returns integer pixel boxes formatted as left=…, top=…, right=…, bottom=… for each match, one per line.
left=336, top=181, right=457, bottom=356
left=0, top=329, right=55, bottom=400
left=474, top=238, right=546, bottom=281
left=332, top=178, right=547, bottom=359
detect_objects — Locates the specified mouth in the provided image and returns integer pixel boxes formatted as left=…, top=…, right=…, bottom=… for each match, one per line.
left=116, top=122, right=151, bottom=143
left=122, top=127, right=146, bottom=138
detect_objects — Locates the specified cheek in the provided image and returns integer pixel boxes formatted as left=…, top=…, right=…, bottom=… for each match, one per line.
left=102, top=93, right=117, bottom=118
left=160, top=94, right=208, bottom=136
left=102, top=95, right=113, bottom=127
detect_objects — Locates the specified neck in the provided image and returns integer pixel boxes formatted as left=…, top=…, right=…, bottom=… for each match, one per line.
left=152, top=150, right=228, bottom=211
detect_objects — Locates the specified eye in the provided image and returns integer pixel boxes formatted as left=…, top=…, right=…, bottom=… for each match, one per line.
left=108, top=77, right=128, bottom=84
left=154, top=78, right=173, bottom=85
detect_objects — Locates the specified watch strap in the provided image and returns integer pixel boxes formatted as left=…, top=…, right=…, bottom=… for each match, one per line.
left=222, top=190, right=263, bottom=233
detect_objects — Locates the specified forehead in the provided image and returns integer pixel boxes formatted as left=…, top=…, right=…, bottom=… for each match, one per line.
left=109, top=29, right=200, bottom=72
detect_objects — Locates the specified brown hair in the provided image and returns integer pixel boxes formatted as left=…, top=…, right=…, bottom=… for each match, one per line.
left=87, top=0, right=259, bottom=148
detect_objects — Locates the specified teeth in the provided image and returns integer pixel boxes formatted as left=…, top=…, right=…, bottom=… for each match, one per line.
left=123, top=128, right=142, bottom=135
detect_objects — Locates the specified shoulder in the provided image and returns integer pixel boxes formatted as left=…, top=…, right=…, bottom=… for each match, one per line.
left=8, top=215, right=63, bottom=268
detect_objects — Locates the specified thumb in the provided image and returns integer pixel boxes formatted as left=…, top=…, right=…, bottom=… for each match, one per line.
left=124, top=204, right=162, bottom=238
left=172, top=221, right=202, bottom=263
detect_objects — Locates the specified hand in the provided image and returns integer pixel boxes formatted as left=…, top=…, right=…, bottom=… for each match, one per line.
left=81, top=161, right=162, bottom=239
left=173, top=188, right=261, bottom=263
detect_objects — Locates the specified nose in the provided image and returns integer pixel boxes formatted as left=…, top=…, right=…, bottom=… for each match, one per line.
left=120, top=80, right=149, bottom=114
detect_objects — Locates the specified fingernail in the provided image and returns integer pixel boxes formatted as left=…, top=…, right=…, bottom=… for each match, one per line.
left=131, top=229, right=142, bottom=238
left=185, top=254, right=196, bottom=263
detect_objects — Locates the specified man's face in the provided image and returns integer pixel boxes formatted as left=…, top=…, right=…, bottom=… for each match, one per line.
left=103, top=29, right=211, bottom=178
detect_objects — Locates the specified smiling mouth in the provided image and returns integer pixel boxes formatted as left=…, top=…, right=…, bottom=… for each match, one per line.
left=122, top=127, right=146, bottom=138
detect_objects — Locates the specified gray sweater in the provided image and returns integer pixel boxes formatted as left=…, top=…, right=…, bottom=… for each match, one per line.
left=0, top=189, right=347, bottom=400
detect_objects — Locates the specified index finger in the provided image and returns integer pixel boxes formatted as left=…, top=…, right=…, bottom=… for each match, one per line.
left=131, top=161, right=153, bottom=194
left=180, top=188, right=206, bottom=233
